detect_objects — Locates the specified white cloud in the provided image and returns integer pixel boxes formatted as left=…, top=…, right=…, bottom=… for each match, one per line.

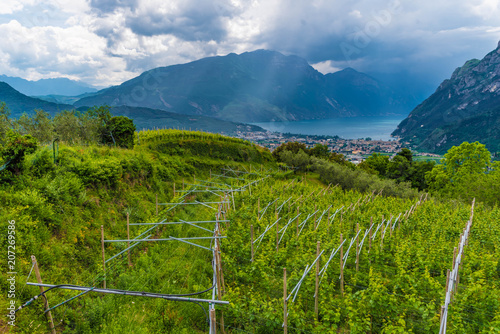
left=311, top=60, right=342, bottom=74
left=349, top=10, right=362, bottom=19
left=467, top=0, right=500, bottom=20
left=0, top=1, right=25, bottom=15
left=0, top=19, right=130, bottom=85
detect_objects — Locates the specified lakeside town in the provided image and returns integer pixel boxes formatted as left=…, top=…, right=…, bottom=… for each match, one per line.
left=236, top=129, right=441, bottom=164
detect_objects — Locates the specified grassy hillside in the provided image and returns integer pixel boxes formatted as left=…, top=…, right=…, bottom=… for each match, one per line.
left=0, top=130, right=273, bottom=333
left=1, top=130, right=499, bottom=333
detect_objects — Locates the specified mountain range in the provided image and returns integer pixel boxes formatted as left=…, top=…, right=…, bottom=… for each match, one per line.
left=0, top=75, right=99, bottom=96
left=75, top=50, right=417, bottom=122
left=0, top=81, right=264, bottom=135
left=393, top=41, right=500, bottom=154
left=0, top=82, right=73, bottom=115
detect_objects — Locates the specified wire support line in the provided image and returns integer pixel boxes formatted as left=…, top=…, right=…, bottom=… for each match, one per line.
left=168, top=236, right=215, bottom=251
left=259, top=198, right=280, bottom=217
left=253, top=217, right=281, bottom=246
left=315, top=205, right=333, bottom=229
left=212, top=173, right=245, bottom=180
left=371, top=219, right=385, bottom=240
left=105, top=235, right=152, bottom=264
left=24, top=283, right=229, bottom=304
left=129, top=220, right=230, bottom=226
left=104, top=236, right=226, bottom=243
left=287, top=249, right=325, bottom=303
left=319, top=238, right=347, bottom=285
left=158, top=201, right=230, bottom=206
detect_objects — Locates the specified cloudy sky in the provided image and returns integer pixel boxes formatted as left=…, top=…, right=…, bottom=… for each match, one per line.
left=0, top=0, right=499, bottom=96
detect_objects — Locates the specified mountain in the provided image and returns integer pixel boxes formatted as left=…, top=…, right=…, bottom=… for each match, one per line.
left=0, top=82, right=73, bottom=116
left=0, top=81, right=263, bottom=134
left=75, top=50, right=412, bottom=123
left=392, top=41, right=500, bottom=154
left=90, top=105, right=266, bottom=135
left=0, top=75, right=98, bottom=96
left=325, top=67, right=415, bottom=116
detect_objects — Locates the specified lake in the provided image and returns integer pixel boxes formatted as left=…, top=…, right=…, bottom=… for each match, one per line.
left=252, top=116, right=405, bottom=141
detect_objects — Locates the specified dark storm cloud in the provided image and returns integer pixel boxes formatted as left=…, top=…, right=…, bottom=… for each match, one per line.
left=126, top=4, right=227, bottom=42
left=89, top=0, right=238, bottom=42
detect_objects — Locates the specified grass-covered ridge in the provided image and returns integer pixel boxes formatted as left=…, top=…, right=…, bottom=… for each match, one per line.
left=0, top=129, right=274, bottom=333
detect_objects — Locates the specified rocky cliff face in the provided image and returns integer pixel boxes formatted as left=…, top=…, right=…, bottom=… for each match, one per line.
left=392, top=41, right=500, bottom=154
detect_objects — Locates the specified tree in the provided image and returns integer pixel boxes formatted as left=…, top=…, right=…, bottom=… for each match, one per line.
left=442, top=141, right=490, bottom=177
left=396, top=148, right=413, bottom=163
left=426, top=142, right=492, bottom=200
left=87, top=105, right=112, bottom=143
left=0, top=102, right=12, bottom=145
left=103, top=116, right=136, bottom=149
left=279, top=149, right=310, bottom=172
left=386, top=155, right=411, bottom=182
left=407, top=160, right=435, bottom=191
left=309, top=144, right=330, bottom=160
left=329, top=152, right=355, bottom=169
left=53, top=110, right=81, bottom=144
left=361, top=153, right=390, bottom=176
left=272, top=142, right=308, bottom=161
left=1, top=130, right=37, bottom=174
left=15, top=109, right=53, bottom=144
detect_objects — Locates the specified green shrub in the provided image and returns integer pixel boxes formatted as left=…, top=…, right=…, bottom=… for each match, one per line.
left=26, top=148, right=55, bottom=177
left=72, top=159, right=123, bottom=188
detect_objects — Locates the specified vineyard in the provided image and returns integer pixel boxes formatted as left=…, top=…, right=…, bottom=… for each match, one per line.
left=1, top=129, right=500, bottom=333
left=219, top=175, right=500, bottom=333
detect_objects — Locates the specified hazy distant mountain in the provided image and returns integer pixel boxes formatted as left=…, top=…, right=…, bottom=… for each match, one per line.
left=75, top=50, right=413, bottom=122
left=101, top=105, right=265, bottom=134
left=0, top=75, right=98, bottom=96
left=392, top=41, right=500, bottom=154
left=325, top=68, right=416, bottom=116
left=0, top=81, right=263, bottom=134
left=0, top=82, right=73, bottom=116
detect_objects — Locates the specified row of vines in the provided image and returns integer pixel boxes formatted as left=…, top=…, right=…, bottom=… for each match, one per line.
left=220, top=176, right=500, bottom=333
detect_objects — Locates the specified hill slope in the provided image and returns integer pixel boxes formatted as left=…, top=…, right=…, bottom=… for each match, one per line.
left=75, top=50, right=413, bottom=122
left=392, top=41, right=500, bottom=154
left=0, top=81, right=73, bottom=116
left=105, top=105, right=265, bottom=134
left=0, top=75, right=98, bottom=96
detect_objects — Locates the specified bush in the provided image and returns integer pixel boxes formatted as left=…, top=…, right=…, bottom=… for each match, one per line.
left=0, top=130, right=37, bottom=174
left=72, top=159, right=123, bottom=188
left=103, top=116, right=136, bottom=149
left=26, top=148, right=55, bottom=177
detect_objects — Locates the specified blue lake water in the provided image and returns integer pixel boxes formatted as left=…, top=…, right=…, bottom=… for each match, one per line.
left=252, top=116, right=406, bottom=141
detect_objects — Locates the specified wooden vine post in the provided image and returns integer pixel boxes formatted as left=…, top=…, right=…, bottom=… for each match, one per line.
left=173, top=182, right=176, bottom=197
left=155, top=194, right=158, bottom=216
left=210, top=308, right=216, bottom=333
left=356, top=223, right=360, bottom=272
left=250, top=224, right=254, bottom=261
left=257, top=198, right=260, bottom=220
left=101, top=225, right=106, bottom=289
left=369, top=217, right=373, bottom=252
left=314, top=205, right=317, bottom=229
left=31, top=256, right=56, bottom=334
left=276, top=212, right=279, bottom=253
left=389, top=215, right=393, bottom=237
left=340, top=234, right=344, bottom=297
left=215, top=241, right=225, bottom=333
left=284, top=267, right=288, bottom=334
left=314, top=241, right=320, bottom=320
left=127, top=212, right=131, bottom=267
